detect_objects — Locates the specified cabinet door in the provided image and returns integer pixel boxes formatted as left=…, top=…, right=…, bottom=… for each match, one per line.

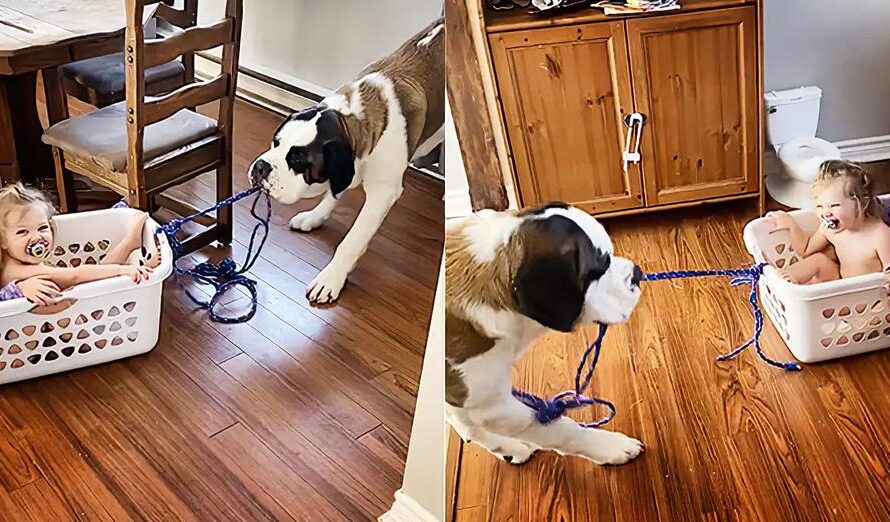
left=489, top=22, right=643, bottom=213
left=627, top=7, right=758, bottom=206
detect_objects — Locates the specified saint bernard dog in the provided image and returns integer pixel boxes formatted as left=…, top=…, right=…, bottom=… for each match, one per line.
left=250, top=18, right=444, bottom=304
left=445, top=203, right=646, bottom=465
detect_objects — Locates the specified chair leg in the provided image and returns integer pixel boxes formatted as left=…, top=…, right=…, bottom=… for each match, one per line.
left=127, top=186, right=149, bottom=210
left=216, top=162, right=233, bottom=246
left=52, top=149, right=78, bottom=213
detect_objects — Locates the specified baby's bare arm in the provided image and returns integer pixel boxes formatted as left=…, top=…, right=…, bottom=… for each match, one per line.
left=802, top=227, right=830, bottom=257
left=6, top=263, right=131, bottom=290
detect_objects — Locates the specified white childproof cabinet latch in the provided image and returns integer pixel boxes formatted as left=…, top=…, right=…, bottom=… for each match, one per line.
left=622, top=112, right=647, bottom=172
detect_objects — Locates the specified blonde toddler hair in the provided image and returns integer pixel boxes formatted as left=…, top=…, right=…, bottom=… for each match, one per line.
left=0, top=183, right=56, bottom=267
left=811, top=160, right=882, bottom=221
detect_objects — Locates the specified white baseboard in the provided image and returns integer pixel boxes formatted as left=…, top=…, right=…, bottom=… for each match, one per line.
left=378, top=490, right=440, bottom=522
left=836, top=134, right=890, bottom=163
left=445, top=188, right=472, bottom=219
left=194, top=55, right=324, bottom=115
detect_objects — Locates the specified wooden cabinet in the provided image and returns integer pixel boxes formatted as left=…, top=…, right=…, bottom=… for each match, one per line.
left=490, top=22, right=642, bottom=214
left=488, top=3, right=762, bottom=216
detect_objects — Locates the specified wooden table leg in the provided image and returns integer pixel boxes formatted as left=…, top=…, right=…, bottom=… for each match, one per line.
left=0, top=72, right=55, bottom=186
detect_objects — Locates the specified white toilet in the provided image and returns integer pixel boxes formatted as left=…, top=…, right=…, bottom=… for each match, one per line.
left=765, top=86, right=841, bottom=209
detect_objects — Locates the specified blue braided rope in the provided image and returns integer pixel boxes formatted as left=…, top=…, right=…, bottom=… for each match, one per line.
left=642, top=263, right=801, bottom=372
left=157, top=187, right=271, bottom=324
left=513, top=261, right=800, bottom=430
left=512, top=323, right=616, bottom=428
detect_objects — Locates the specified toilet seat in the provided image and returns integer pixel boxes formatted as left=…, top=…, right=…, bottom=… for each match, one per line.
left=766, top=137, right=841, bottom=209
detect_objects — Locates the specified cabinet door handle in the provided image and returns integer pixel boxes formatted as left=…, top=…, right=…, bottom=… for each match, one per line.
left=622, top=112, right=647, bottom=172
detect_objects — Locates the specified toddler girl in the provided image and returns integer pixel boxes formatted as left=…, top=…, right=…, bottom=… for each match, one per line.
left=767, top=160, right=890, bottom=284
left=0, top=183, right=161, bottom=306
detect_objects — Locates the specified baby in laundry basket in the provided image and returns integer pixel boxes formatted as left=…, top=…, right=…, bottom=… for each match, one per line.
left=767, top=160, right=890, bottom=284
left=0, top=183, right=161, bottom=306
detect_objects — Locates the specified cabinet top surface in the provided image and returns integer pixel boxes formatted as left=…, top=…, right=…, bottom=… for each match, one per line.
left=485, top=0, right=757, bottom=33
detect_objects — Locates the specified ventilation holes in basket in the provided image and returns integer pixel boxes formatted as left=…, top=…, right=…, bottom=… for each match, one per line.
left=4, top=329, right=17, bottom=340
left=45, top=351, right=60, bottom=362
left=872, top=300, right=886, bottom=313
left=125, top=317, right=137, bottom=327
left=22, top=325, right=35, bottom=336
left=61, top=346, right=75, bottom=357
left=78, top=344, right=91, bottom=354
left=84, top=242, right=95, bottom=252
left=54, top=246, right=65, bottom=256
left=870, top=316, right=883, bottom=327
left=852, top=317, right=868, bottom=330
left=789, top=256, right=799, bottom=265
left=76, top=314, right=88, bottom=325
left=95, top=339, right=107, bottom=349
left=127, top=332, right=138, bottom=342
left=26, top=354, right=40, bottom=365
left=853, top=332, right=865, bottom=343
left=93, top=325, right=105, bottom=335
left=8, top=344, right=21, bottom=355
left=111, top=337, right=123, bottom=346
left=68, top=243, right=79, bottom=254
left=820, top=323, right=835, bottom=335
left=837, top=320, right=852, bottom=333
left=109, top=306, right=120, bottom=317
left=56, top=260, right=67, bottom=267
left=42, top=337, right=56, bottom=348
left=58, top=318, right=71, bottom=328
left=823, top=308, right=836, bottom=319
left=839, top=306, right=852, bottom=317
left=776, top=244, right=786, bottom=255
left=868, top=330, right=880, bottom=341
left=0, top=361, right=5, bottom=371
left=776, top=259, right=786, bottom=268
left=76, top=330, right=89, bottom=340
left=85, top=256, right=97, bottom=265
left=837, top=336, right=849, bottom=346
left=124, top=302, right=136, bottom=312
left=40, top=322, right=54, bottom=333
left=109, top=322, right=121, bottom=332
left=60, top=333, right=73, bottom=343
left=70, top=258, right=82, bottom=267
left=885, top=327, right=890, bottom=337
left=24, top=340, right=37, bottom=350
left=11, top=359, right=23, bottom=368
left=91, top=310, right=104, bottom=321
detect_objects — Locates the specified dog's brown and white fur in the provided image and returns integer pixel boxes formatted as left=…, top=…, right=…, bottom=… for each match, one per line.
left=446, top=203, right=645, bottom=465
left=250, top=19, right=444, bottom=303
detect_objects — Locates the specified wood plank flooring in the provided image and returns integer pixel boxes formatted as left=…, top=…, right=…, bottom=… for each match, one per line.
left=1, top=94, right=444, bottom=520
left=450, top=200, right=890, bottom=521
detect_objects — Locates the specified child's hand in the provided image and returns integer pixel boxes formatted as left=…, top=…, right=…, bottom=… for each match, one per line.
left=17, top=276, right=61, bottom=306
left=120, top=265, right=153, bottom=283
left=766, top=211, right=796, bottom=231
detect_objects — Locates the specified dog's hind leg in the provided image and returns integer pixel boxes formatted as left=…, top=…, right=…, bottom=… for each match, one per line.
left=289, top=192, right=339, bottom=232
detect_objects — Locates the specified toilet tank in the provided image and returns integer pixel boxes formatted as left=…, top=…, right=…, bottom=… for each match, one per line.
left=765, top=86, right=823, bottom=148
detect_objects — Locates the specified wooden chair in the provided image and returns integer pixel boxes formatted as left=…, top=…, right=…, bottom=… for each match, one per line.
left=42, top=0, right=242, bottom=255
left=60, top=1, right=198, bottom=109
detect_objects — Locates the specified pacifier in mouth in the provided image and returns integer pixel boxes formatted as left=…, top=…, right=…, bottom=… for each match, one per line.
left=821, top=217, right=839, bottom=230
left=26, top=240, right=50, bottom=259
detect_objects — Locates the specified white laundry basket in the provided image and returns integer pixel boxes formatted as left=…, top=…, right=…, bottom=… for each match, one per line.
left=743, top=199, right=890, bottom=363
left=0, top=208, right=172, bottom=385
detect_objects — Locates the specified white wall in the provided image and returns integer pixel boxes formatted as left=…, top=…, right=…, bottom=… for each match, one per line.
left=445, top=94, right=473, bottom=218
left=199, top=0, right=442, bottom=93
left=765, top=1, right=890, bottom=143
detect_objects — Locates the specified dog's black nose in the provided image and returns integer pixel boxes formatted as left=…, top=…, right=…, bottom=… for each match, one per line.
left=250, top=159, right=272, bottom=186
left=630, top=264, right=643, bottom=287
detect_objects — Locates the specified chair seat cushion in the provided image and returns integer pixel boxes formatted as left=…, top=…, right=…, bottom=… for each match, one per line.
left=61, top=53, right=185, bottom=96
left=42, top=102, right=218, bottom=173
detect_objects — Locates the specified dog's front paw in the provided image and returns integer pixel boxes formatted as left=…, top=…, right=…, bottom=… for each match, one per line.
left=289, top=210, right=327, bottom=232
left=575, top=429, right=644, bottom=465
left=307, top=263, right=348, bottom=304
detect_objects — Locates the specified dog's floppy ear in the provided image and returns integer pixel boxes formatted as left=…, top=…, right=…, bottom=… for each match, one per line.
left=512, top=216, right=609, bottom=332
left=322, top=141, right=355, bottom=197
left=317, top=110, right=355, bottom=197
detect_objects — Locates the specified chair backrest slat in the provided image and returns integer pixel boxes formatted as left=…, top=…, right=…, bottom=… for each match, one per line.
left=156, top=1, right=197, bottom=29
left=144, top=74, right=228, bottom=126
left=144, top=18, right=233, bottom=70
left=124, top=0, right=242, bottom=182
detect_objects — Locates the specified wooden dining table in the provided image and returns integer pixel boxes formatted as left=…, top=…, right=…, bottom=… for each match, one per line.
left=0, top=0, right=157, bottom=186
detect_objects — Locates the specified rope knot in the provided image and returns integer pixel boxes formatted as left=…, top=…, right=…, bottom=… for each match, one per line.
left=535, top=399, right=569, bottom=424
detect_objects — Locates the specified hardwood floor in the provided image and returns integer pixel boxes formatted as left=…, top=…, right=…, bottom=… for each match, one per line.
left=2, top=95, right=443, bottom=520
left=449, top=200, right=890, bottom=521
